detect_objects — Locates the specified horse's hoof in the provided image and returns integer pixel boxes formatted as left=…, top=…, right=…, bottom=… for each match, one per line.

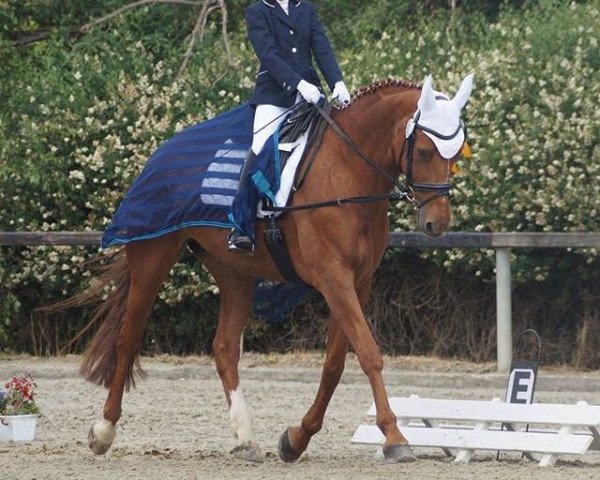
left=88, top=419, right=116, bottom=455
left=231, top=441, right=264, bottom=463
left=278, top=429, right=302, bottom=463
left=382, top=443, right=416, bottom=463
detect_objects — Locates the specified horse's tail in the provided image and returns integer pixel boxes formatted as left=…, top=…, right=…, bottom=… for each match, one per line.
left=81, top=250, right=147, bottom=390
left=42, top=250, right=144, bottom=390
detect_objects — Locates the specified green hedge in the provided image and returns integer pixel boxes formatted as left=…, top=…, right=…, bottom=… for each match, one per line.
left=0, top=1, right=599, bottom=362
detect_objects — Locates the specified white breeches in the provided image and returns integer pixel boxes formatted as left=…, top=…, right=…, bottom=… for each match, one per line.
left=251, top=96, right=301, bottom=154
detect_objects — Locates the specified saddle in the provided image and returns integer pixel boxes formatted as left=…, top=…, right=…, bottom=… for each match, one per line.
left=279, top=101, right=328, bottom=168
left=255, top=101, right=331, bottom=217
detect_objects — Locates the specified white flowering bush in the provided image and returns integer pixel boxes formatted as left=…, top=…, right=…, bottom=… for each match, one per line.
left=0, top=1, right=598, bottom=361
left=337, top=2, right=600, bottom=281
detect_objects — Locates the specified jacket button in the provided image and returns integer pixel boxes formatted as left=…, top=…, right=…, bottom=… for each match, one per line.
left=292, top=47, right=297, bottom=53
left=290, top=29, right=294, bottom=35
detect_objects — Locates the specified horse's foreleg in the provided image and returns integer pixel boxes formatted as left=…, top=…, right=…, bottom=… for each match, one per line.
left=279, top=317, right=348, bottom=462
left=317, top=275, right=415, bottom=463
left=203, top=260, right=262, bottom=462
left=89, top=237, right=182, bottom=455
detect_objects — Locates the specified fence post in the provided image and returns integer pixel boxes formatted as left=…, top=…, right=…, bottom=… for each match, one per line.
left=496, top=248, right=513, bottom=372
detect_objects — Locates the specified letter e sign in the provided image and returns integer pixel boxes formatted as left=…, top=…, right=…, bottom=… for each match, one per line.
left=505, top=368, right=536, bottom=404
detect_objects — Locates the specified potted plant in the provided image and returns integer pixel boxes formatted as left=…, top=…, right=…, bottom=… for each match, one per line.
left=0, top=374, right=40, bottom=442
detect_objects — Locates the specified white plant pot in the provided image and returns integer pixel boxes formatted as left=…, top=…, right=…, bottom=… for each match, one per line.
left=0, top=414, right=38, bottom=442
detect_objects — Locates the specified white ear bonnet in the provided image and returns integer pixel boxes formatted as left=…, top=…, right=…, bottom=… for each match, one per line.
left=405, top=74, right=474, bottom=159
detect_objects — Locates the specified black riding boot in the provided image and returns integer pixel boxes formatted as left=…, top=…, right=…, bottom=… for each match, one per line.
left=228, top=150, right=258, bottom=254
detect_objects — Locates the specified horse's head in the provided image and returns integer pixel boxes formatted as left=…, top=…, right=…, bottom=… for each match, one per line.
left=401, top=74, right=474, bottom=238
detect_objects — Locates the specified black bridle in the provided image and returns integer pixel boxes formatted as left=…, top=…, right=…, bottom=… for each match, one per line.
left=262, top=102, right=466, bottom=214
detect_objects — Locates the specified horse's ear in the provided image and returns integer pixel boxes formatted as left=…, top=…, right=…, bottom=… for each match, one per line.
left=417, top=74, right=436, bottom=114
left=453, top=74, right=474, bottom=111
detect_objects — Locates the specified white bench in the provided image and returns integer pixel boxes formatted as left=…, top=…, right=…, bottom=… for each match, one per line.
left=352, top=395, right=600, bottom=466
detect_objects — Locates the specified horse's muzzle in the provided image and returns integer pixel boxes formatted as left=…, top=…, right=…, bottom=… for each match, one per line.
left=417, top=201, right=450, bottom=238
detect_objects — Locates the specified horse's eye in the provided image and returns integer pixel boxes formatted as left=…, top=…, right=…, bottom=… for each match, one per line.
left=417, top=148, right=433, bottom=161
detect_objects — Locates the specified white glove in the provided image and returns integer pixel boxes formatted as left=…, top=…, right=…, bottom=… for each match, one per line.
left=297, top=80, right=323, bottom=104
left=332, top=81, right=351, bottom=106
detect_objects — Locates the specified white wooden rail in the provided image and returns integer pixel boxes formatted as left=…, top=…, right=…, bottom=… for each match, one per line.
left=352, top=395, right=600, bottom=466
left=2, top=231, right=600, bottom=371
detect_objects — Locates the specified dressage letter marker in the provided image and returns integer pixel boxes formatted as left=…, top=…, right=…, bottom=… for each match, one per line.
left=506, top=369, right=536, bottom=404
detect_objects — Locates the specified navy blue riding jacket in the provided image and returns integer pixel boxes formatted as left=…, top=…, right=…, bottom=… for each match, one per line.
left=246, top=0, right=344, bottom=107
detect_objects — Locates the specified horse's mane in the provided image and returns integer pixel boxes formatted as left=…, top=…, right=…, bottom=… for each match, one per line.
left=336, top=78, right=421, bottom=110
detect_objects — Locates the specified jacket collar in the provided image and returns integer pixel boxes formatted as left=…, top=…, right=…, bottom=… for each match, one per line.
left=263, top=0, right=301, bottom=6
left=263, top=0, right=303, bottom=27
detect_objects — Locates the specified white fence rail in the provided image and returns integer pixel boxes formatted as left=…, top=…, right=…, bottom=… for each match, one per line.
left=352, top=394, right=600, bottom=466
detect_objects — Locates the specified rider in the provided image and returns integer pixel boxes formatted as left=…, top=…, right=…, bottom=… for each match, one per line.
left=227, top=0, right=351, bottom=254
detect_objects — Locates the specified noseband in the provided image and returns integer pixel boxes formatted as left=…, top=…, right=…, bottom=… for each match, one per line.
left=403, top=110, right=466, bottom=209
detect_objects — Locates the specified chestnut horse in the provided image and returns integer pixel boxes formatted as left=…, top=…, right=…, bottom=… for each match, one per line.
left=79, top=74, right=473, bottom=463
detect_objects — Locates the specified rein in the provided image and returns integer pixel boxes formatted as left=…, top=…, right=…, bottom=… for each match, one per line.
left=262, top=102, right=459, bottom=213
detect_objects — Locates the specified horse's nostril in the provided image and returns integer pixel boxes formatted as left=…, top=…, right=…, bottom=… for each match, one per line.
left=425, top=222, right=436, bottom=236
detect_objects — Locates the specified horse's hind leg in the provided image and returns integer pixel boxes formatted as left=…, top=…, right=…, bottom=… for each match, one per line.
left=88, top=236, right=183, bottom=455
left=196, top=254, right=262, bottom=462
